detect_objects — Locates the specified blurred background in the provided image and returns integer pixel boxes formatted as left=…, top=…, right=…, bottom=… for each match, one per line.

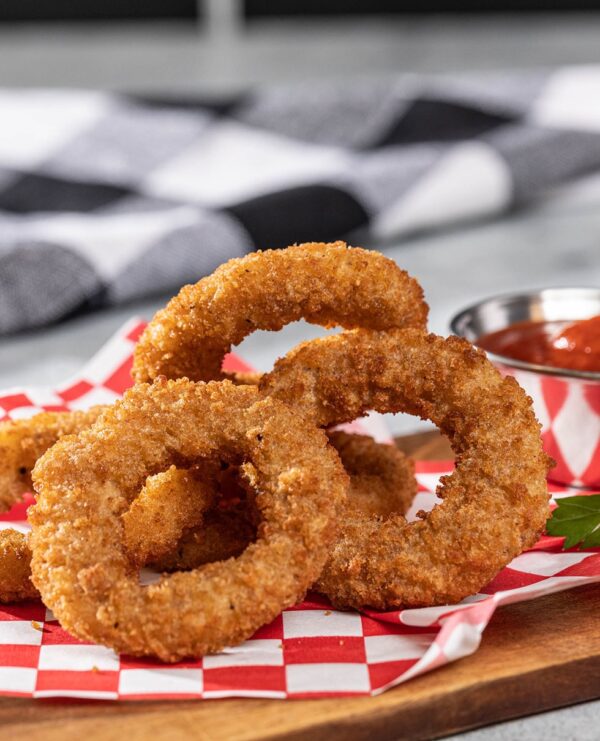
left=3, top=1, right=600, bottom=90
left=0, top=1, right=599, bottom=439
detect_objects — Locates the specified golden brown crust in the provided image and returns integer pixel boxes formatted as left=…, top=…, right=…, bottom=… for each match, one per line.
left=260, top=329, right=552, bottom=609
left=0, top=414, right=416, bottom=603
left=30, top=380, right=348, bottom=661
left=151, top=432, right=417, bottom=573
left=0, top=530, right=37, bottom=603
left=122, top=464, right=220, bottom=568
left=328, top=431, right=416, bottom=519
left=0, top=407, right=104, bottom=513
left=0, top=463, right=223, bottom=603
left=132, top=242, right=428, bottom=384
left=0, top=370, right=256, bottom=516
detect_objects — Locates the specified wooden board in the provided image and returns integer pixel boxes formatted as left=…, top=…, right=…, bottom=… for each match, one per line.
left=1, top=431, right=599, bottom=741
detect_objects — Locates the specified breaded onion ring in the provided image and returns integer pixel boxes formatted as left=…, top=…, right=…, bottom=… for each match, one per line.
left=259, top=329, right=551, bottom=609
left=132, top=242, right=428, bottom=384
left=151, top=432, right=417, bottom=573
left=0, top=419, right=415, bottom=603
left=0, top=407, right=104, bottom=512
left=0, top=530, right=37, bottom=603
left=0, top=464, right=221, bottom=603
left=30, top=380, right=348, bottom=661
left=121, top=464, right=219, bottom=569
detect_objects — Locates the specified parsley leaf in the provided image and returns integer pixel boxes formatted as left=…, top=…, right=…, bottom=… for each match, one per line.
left=546, top=494, right=600, bottom=549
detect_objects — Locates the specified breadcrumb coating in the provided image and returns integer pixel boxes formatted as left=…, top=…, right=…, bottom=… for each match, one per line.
left=132, top=242, right=428, bottom=384
left=151, top=432, right=417, bottom=573
left=0, top=407, right=104, bottom=513
left=260, top=329, right=552, bottom=609
left=30, top=380, right=348, bottom=661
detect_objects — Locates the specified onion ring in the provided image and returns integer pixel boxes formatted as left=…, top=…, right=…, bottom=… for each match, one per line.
left=258, top=329, right=551, bottom=609
left=30, top=379, right=348, bottom=660
left=132, top=241, right=428, bottom=384
left=0, top=463, right=220, bottom=603
left=151, top=432, right=417, bottom=573
left=0, top=408, right=104, bottom=513
left=0, top=531, right=37, bottom=603
left=0, top=430, right=415, bottom=602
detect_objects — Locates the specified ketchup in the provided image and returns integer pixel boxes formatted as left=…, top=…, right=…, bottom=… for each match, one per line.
left=477, top=315, right=600, bottom=373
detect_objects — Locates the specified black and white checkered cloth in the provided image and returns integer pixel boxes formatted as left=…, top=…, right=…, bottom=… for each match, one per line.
left=1, top=67, right=600, bottom=333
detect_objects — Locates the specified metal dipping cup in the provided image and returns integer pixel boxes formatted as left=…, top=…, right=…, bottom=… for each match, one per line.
left=450, top=288, right=600, bottom=489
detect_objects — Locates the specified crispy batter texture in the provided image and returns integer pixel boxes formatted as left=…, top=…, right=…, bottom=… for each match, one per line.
left=151, top=432, right=417, bottom=573
left=0, top=407, right=104, bottom=513
left=30, top=380, right=348, bottom=661
left=259, top=329, right=552, bottom=609
left=0, top=464, right=221, bottom=603
left=132, top=242, right=428, bottom=384
left=0, top=373, right=256, bottom=514
left=0, top=418, right=415, bottom=603
left=328, top=431, right=416, bottom=519
left=121, top=464, right=219, bottom=569
left=0, top=407, right=106, bottom=603
left=0, top=530, right=37, bottom=602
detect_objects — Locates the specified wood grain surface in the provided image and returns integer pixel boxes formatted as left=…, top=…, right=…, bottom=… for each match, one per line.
left=1, top=431, right=598, bottom=741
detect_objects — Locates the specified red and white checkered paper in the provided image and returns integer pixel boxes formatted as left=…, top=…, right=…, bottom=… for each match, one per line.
left=1, top=318, right=599, bottom=701
left=504, top=366, right=600, bottom=489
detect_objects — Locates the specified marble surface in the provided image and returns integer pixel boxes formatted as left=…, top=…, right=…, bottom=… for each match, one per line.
left=0, top=15, right=598, bottom=739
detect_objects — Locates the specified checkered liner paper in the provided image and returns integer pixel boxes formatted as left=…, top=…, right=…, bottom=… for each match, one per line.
left=1, top=319, right=599, bottom=701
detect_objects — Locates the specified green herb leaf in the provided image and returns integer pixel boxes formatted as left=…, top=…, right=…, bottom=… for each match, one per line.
left=546, top=494, right=600, bottom=549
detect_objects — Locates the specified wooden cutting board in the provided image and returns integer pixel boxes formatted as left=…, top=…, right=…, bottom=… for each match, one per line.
left=1, top=431, right=599, bottom=741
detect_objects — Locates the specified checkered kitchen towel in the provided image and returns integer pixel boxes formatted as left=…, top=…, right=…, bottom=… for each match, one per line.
left=1, top=66, right=600, bottom=334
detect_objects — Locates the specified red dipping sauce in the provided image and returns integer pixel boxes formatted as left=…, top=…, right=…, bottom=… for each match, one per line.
left=477, top=315, right=600, bottom=373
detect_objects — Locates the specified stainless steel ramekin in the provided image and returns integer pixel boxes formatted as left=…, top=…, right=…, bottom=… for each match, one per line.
left=450, top=287, right=600, bottom=488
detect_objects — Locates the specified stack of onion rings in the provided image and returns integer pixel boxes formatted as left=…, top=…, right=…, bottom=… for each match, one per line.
left=129, top=330, right=552, bottom=609
left=0, top=241, right=550, bottom=663
left=1, top=427, right=415, bottom=603
left=1, top=242, right=425, bottom=605
left=30, top=380, right=348, bottom=661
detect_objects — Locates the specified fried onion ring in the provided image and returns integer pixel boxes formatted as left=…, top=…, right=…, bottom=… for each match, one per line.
left=258, top=329, right=551, bottom=609
left=151, top=432, right=417, bottom=573
left=30, top=379, right=348, bottom=660
left=0, top=530, right=37, bottom=603
left=0, top=407, right=105, bottom=513
left=0, top=463, right=220, bottom=603
left=0, top=430, right=415, bottom=603
left=132, top=242, right=428, bottom=384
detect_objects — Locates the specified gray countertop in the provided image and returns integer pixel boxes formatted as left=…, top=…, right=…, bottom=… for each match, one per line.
left=0, top=15, right=598, bottom=739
